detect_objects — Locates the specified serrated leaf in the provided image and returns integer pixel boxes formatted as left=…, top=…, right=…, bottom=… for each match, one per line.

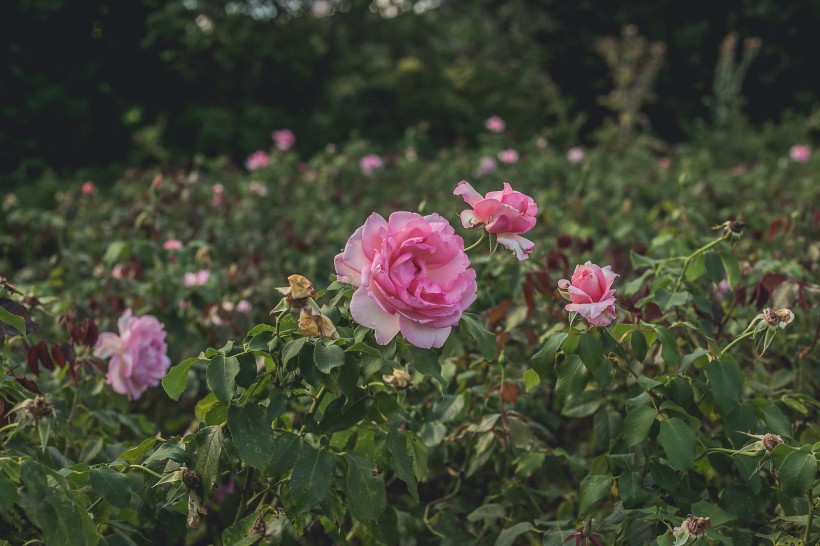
left=623, top=404, right=657, bottom=447
left=267, top=389, right=288, bottom=421
left=653, top=326, right=678, bottom=366
left=556, top=354, right=586, bottom=401
left=467, top=503, right=505, bottom=522
left=270, top=432, right=302, bottom=477
left=345, top=452, right=386, bottom=521
left=386, top=427, right=418, bottom=502
left=704, top=251, right=725, bottom=283
left=433, top=395, right=464, bottom=423
left=290, top=445, right=335, bottom=513
left=461, top=314, right=496, bottom=361
left=407, top=346, right=446, bottom=391
left=228, top=405, right=275, bottom=471
left=654, top=289, right=691, bottom=312
left=207, top=355, right=240, bottom=405
left=314, top=341, right=345, bottom=373
left=162, top=357, right=200, bottom=401
left=195, top=426, right=224, bottom=496
left=0, top=304, right=27, bottom=338
left=117, top=437, right=159, bottom=465
left=658, top=418, right=696, bottom=471
left=282, top=338, right=306, bottom=367
left=494, top=522, right=535, bottom=546
left=89, top=467, right=131, bottom=508
left=707, top=359, right=742, bottom=414
left=523, top=368, right=540, bottom=391
left=578, top=474, right=612, bottom=515
left=778, top=449, right=817, bottom=496
left=532, top=332, right=569, bottom=377
left=561, top=391, right=604, bottom=418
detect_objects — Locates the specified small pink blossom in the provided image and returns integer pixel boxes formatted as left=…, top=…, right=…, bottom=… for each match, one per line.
left=567, top=147, right=585, bottom=163
left=248, top=181, right=268, bottom=196
left=360, top=154, right=383, bottom=176
left=184, top=269, right=211, bottom=288
left=236, top=299, right=252, bottom=313
left=497, top=149, right=519, bottom=164
left=272, top=129, right=296, bottom=151
left=475, top=155, right=498, bottom=177
left=178, top=299, right=190, bottom=311
left=714, top=279, right=730, bottom=302
left=558, top=262, right=618, bottom=327
left=789, top=144, right=811, bottom=163
left=334, top=212, right=477, bottom=348
left=212, top=183, right=225, bottom=207
left=536, top=137, right=549, bottom=149
left=454, top=180, right=538, bottom=260
left=93, top=309, right=171, bottom=400
left=81, top=181, right=96, bottom=195
left=163, top=239, right=183, bottom=251
left=657, top=157, right=672, bottom=170
left=485, top=116, right=505, bottom=133
left=245, top=150, right=270, bottom=171
left=111, top=264, right=124, bottom=279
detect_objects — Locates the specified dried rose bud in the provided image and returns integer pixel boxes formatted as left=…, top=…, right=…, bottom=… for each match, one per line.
left=288, top=274, right=316, bottom=301
left=182, top=468, right=201, bottom=492
left=763, top=308, right=795, bottom=328
left=28, top=396, right=54, bottom=420
left=763, top=433, right=783, bottom=451
left=298, top=307, right=339, bottom=339
left=685, top=514, right=711, bottom=536
left=383, top=368, right=412, bottom=389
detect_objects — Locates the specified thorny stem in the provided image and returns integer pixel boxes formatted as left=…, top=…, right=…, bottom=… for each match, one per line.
left=463, top=231, right=486, bottom=253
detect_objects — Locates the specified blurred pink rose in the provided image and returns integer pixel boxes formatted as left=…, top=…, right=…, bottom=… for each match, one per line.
left=567, top=147, right=585, bottom=163
left=163, top=239, right=183, bottom=251
left=81, top=181, right=96, bottom=195
left=184, top=269, right=210, bottom=287
left=714, top=279, right=730, bottom=302
left=475, top=155, right=498, bottom=177
left=454, top=180, right=537, bottom=260
left=111, top=264, right=124, bottom=279
left=248, top=181, right=268, bottom=196
left=272, top=129, right=296, bottom=151
left=497, top=149, right=519, bottom=164
left=657, top=157, right=672, bottom=170
left=93, top=309, right=171, bottom=400
left=558, top=262, right=618, bottom=327
left=334, top=212, right=477, bottom=348
left=485, top=116, right=505, bottom=133
left=245, top=150, right=270, bottom=171
left=360, top=154, right=383, bottom=176
left=236, top=299, right=252, bottom=313
left=789, top=144, right=811, bottom=163
left=212, top=183, right=225, bottom=207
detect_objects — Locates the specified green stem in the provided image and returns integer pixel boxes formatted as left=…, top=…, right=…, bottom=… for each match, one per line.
left=719, top=329, right=755, bottom=356
left=463, top=231, right=486, bottom=253
left=805, top=493, right=815, bottom=544
left=0, top=422, right=19, bottom=435
left=234, top=467, right=255, bottom=525
left=673, top=236, right=726, bottom=292
left=128, top=464, right=164, bottom=480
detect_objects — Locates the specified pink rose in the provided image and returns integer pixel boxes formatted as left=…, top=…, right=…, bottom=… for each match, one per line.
left=360, top=154, right=383, bottom=176
left=245, top=150, right=270, bottom=171
left=475, top=155, right=498, bottom=177
left=453, top=180, right=537, bottom=260
left=657, top=157, right=672, bottom=170
left=485, top=116, right=505, bottom=133
left=334, top=212, right=477, bottom=348
left=111, top=264, right=124, bottom=279
left=272, top=129, right=296, bottom=151
left=212, top=183, right=225, bottom=207
left=789, top=144, right=810, bottom=163
left=93, top=309, right=171, bottom=400
left=558, top=262, right=618, bottom=326
left=497, top=149, right=519, bottom=164
left=184, top=269, right=210, bottom=287
left=236, top=299, right=252, bottom=313
left=81, top=181, right=96, bottom=195
left=163, top=239, right=183, bottom=251
left=567, top=147, right=585, bottom=163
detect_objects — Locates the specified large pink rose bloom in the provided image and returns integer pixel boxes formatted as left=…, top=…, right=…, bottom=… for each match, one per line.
left=335, top=212, right=477, bottom=349
left=558, top=262, right=618, bottom=327
left=93, top=309, right=171, bottom=400
left=454, top=180, right=538, bottom=260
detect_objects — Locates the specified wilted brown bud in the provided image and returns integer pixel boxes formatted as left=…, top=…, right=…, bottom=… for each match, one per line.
left=182, top=468, right=201, bottom=492
left=288, top=274, right=315, bottom=301
left=763, top=307, right=795, bottom=328
left=28, top=396, right=54, bottom=420
left=762, top=433, right=783, bottom=451
left=383, top=368, right=412, bottom=389
left=67, top=318, right=99, bottom=348
left=685, top=514, right=710, bottom=536
left=298, top=306, right=339, bottom=339
left=187, top=490, right=207, bottom=530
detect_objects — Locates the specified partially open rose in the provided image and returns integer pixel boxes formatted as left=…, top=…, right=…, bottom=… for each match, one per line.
left=558, top=262, right=618, bottom=326
left=335, top=211, right=477, bottom=348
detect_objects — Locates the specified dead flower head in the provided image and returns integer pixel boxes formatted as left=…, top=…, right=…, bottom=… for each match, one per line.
left=383, top=368, right=412, bottom=389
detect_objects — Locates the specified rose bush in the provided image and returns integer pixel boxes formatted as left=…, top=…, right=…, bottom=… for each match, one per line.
left=335, top=211, right=477, bottom=348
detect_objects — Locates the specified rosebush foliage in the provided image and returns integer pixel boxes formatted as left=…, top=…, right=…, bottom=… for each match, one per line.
left=1, top=131, right=819, bottom=545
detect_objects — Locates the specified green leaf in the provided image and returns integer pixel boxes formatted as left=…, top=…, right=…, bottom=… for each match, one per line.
left=0, top=305, right=26, bottom=338
left=778, top=448, right=817, bottom=496
left=461, top=314, right=496, bottom=361
left=282, top=338, right=306, bottom=367
left=561, top=391, right=604, bottom=418
left=532, top=332, right=569, bottom=377
left=0, top=473, right=16, bottom=516
left=654, top=289, right=690, bottom=312
left=690, top=500, right=735, bottom=526
left=267, top=389, right=288, bottom=421
left=407, top=346, right=447, bottom=391
left=658, top=418, right=696, bottom=471
left=235, top=353, right=257, bottom=388
left=89, top=467, right=132, bottom=508
left=719, top=250, right=740, bottom=288
left=228, top=404, right=275, bottom=471
left=195, top=426, right=224, bottom=496
left=345, top=452, right=386, bottom=521
left=631, top=331, right=648, bottom=362
left=20, top=459, right=48, bottom=498
left=117, top=437, right=159, bottom=464
left=704, top=251, right=725, bottom=283
left=144, top=442, right=190, bottom=465
left=207, top=355, right=240, bottom=405
left=269, top=432, right=302, bottom=477
left=162, top=357, right=200, bottom=401
left=433, top=395, right=464, bottom=423
left=290, top=445, right=335, bottom=513
left=319, top=396, right=371, bottom=434
left=222, top=510, right=262, bottom=546
left=623, top=404, right=657, bottom=447
left=523, top=368, right=540, bottom=391
left=579, top=474, right=612, bottom=515
left=653, top=326, right=678, bottom=366
left=494, top=522, right=535, bottom=546
left=314, top=341, right=345, bottom=373
left=386, top=427, right=419, bottom=502
left=555, top=355, right=586, bottom=401
left=618, top=471, right=648, bottom=508
left=707, top=359, right=743, bottom=414
left=466, top=503, right=505, bottom=522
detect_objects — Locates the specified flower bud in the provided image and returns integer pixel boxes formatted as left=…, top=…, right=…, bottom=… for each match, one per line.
left=763, top=433, right=783, bottom=451
left=685, top=514, right=710, bottom=536
left=383, top=368, right=412, bottom=389
left=28, top=396, right=54, bottom=420
left=298, top=306, right=339, bottom=340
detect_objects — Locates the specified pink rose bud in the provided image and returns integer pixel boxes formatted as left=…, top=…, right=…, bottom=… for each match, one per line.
left=163, top=239, right=183, bottom=251
left=789, top=144, right=811, bottom=163
left=81, top=181, right=96, bottom=195
left=567, top=147, right=585, bottom=163
left=453, top=180, right=538, bottom=260
left=272, top=129, right=296, bottom=151
left=359, top=154, right=383, bottom=176
left=334, top=212, right=477, bottom=348
left=497, top=149, right=519, bottom=164
left=484, top=115, right=505, bottom=133
left=93, top=309, right=171, bottom=400
left=245, top=150, right=270, bottom=171
left=557, top=262, right=618, bottom=327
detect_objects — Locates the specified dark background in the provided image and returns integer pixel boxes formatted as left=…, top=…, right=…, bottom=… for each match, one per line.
left=2, top=0, right=818, bottom=183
